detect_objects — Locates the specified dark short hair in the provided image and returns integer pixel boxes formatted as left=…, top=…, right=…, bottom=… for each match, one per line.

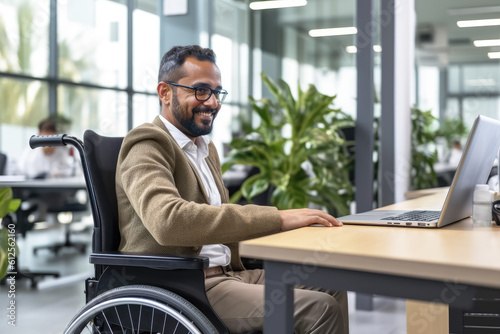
left=38, top=117, right=57, bottom=133
left=38, top=115, right=71, bottom=133
left=158, top=45, right=217, bottom=84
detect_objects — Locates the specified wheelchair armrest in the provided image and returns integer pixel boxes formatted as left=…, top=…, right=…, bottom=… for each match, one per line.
left=89, top=251, right=209, bottom=270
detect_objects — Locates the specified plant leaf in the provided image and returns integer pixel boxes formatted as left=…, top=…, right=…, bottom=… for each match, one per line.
left=241, top=173, right=270, bottom=201
left=0, top=188, right=20, bottom=218
left=0, top=228, right=7, bottom=280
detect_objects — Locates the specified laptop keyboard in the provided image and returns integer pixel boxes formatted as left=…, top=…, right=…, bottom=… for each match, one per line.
left=381, top=210, right=441, bottom=222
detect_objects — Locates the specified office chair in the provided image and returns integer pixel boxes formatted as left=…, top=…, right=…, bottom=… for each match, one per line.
left=0, top=213, right=60, bottom=288
left=30, top=130, right=230, bottom=333
left=31, top=191, right=89, bottom=255
left=0, top=152, right=6, bottom=175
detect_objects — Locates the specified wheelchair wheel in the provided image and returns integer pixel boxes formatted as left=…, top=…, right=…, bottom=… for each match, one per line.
left=64, top=285, right=219, bottom=334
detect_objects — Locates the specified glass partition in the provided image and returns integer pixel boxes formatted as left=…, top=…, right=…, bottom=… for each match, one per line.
left=415, top=0, right=500, bottom=163
left=265, top=0, right=357, bottom=117
left=211, top=0, right=251, bottom=156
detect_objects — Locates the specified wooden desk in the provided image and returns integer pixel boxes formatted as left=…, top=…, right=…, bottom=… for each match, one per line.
left=240, top=191, right=500, bottom=333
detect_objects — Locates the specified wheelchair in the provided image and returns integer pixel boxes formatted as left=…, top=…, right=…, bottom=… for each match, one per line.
left=30, top=130, right=235, bottom=333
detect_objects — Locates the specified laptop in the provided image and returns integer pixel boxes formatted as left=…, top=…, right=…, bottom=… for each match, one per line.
left=338, top=114, right=500, bottom=228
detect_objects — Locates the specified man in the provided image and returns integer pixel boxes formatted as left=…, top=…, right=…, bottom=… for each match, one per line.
left=11, top=117, right=78, bottom=223
left=116, top=45, right=348, bottom=333
left=16, top=117, right=74, bottom=179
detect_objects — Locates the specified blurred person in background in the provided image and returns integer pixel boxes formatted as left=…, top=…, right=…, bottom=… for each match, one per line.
left=14, top=116, right=74, bottom=179
left=9, top=116, right=84, bottom=224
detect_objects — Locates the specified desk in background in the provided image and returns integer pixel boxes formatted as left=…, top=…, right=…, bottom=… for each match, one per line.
left=0, top=176, right=88, bottom=235
left=0, top=176, right=88, bottom=287
left=240, top=191, right=500, bottom=333
left=0, top=175, right=87, bottom=190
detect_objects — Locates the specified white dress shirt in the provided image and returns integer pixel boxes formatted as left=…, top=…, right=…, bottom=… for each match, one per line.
left=160, top=115, right=231, bottom=267
left=14, top=146, right=74, bottom=179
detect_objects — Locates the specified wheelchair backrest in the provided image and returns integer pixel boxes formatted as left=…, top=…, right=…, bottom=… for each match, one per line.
left=83, top=130, right=124, bottom=253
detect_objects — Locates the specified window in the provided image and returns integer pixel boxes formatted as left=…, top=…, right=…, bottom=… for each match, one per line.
left=0, top=78, right=49, bottom=160
left=132, top=94, right=159, bottom=128
left=58, top=0, right=128, bottom=87
left=133, top=4, right=159, bottom=93
left=0, top=0, right=50, bottom=77
left=0, top=0, right=159, bottom=164
left=58, top=85, right=128, bottom=137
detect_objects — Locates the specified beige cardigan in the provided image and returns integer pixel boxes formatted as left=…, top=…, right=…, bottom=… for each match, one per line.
left=116, top=116, right=281, bottom=271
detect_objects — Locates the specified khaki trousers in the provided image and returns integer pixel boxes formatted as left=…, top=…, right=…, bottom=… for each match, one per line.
left=205, top=269, right=349, bottom=334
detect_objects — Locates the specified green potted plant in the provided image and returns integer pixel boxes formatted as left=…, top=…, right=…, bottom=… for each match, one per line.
left=0, top=187, right=21, bottom=279
left=409, top=106, right=470, bottom=190
left=410, top=106, right=440, bottom=190
left=222, top=73, right=355, bottom=216
left=436, top=117, right=468, bottom=158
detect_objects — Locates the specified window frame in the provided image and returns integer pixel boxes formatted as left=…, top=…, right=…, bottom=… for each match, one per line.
left=0, top=0, right=158, bottom=133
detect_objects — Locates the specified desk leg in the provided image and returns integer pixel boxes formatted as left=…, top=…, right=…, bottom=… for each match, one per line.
left=355, top=293, right=374, bottom=310
left=264, top=262, right=294, bottom=334
left=406, top=300, right=448, bottom=334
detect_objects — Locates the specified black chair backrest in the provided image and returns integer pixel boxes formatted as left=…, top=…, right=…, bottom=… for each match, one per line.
left=83, top=130, right=123, bottom=252
left=0, top=152, right=6, bottom=175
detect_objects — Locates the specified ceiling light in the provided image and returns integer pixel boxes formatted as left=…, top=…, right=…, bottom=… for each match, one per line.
left=249, top=0, right=307, bottom=10
left=346, top=45, right=382, bottom=53
left=346, top=46, right=357, bottom=53
left=457, top=18, right=500, bottom=28
left=448, top=6, right=500, bottom=16
left=309, top=27, right=357, bottom=37
left=488, top=52, right=500, bottom=59
left=465, top=79, right=496, bottom=86
left=473, top=39, right=500, bottom=47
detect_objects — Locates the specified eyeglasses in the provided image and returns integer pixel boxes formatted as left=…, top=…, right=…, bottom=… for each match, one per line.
left=164, top=81, right=228, bottom=103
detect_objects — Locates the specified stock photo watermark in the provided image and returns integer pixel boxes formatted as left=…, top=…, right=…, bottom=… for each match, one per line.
left=4, top=222, right=17, bottom=327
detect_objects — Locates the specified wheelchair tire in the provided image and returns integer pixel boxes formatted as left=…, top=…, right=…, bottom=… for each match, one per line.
left=63, top=284, right=219, bottom=334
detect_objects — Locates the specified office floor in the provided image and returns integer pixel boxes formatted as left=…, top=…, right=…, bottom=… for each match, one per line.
left=0, top=217, right=407, bottom=334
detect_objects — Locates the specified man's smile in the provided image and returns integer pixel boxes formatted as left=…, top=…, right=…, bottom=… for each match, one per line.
left=194, top=108, right=218, bottom=123
left=198, top=111, right=214, bottom=117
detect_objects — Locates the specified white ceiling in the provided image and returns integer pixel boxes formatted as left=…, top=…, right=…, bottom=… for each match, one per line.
left=260, top=0, right=500, bottom=65
left=415, top=0, right=500, bottom=65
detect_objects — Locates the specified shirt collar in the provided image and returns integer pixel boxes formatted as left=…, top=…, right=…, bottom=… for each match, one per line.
left=159, top=114, right=210, bottom=155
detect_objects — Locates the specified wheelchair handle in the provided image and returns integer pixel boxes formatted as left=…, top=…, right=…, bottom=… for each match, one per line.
left=29, top=134, right=67, bottom=148
left=29, top=134, right=84, bottom=150
left=29, top=133, right=96, bottom=233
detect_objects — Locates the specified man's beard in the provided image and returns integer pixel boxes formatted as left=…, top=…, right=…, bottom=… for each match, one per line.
left=172, top=92, right=217, bottom=137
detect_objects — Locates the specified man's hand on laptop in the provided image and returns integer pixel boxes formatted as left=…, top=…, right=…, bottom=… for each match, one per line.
left=279, top=209, right=342, bottom=231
